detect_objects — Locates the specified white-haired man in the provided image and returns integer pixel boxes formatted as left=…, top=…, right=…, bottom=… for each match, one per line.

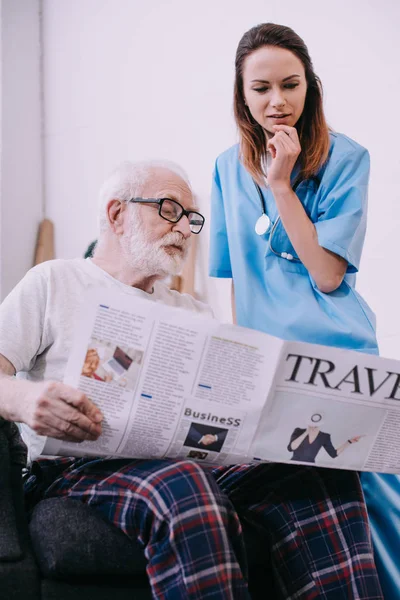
left=0, top=162, right=382, bottom=600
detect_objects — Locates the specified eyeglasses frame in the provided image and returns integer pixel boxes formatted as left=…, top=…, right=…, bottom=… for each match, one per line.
left=128, top=197, right=205, bottom=234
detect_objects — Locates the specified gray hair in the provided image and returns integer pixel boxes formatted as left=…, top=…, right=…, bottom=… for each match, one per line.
left=98, top=159, right=192, bottom=232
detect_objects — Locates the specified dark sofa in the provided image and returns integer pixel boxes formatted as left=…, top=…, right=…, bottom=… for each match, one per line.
left=0, top=418, right=274, bottom=599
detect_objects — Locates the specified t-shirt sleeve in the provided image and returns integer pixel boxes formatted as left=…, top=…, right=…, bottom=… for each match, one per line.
left=0, top=268, right=49, bottom=373
left=209, top=160, right=232, bottom=278
left=314, top=147, right=370, bottom=273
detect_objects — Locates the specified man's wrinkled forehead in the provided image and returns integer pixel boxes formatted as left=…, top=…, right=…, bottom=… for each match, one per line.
left=140, top=167, right=195, bottom=209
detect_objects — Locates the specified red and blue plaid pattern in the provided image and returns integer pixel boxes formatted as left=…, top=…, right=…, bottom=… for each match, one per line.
left=25, top=458, right=382, bottom=599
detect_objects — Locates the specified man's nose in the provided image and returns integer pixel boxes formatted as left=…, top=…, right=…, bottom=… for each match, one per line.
left=173, top=215, right=192, bottom=238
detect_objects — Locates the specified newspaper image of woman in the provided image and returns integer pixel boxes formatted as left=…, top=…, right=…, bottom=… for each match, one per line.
left=209, top=22, right=385, bottom=597
left=288, top=412, right=364, bottom=464
left=81, top=348, right=112, bottom=382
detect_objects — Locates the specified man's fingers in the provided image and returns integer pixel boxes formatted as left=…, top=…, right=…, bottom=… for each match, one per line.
left=47, top=382, right=103, bottom=422
left=47, top=400, right=103, bottom=438
left=27, top=381, right=104, bottom=443
left=34, top=413, right=99, bottom=442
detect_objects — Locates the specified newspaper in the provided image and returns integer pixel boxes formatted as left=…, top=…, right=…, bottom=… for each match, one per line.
left=43, top=287, right=400, bottom=474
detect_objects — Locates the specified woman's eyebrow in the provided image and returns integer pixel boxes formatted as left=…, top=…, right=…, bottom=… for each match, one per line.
left=251, top=74, right=301, bottom=83
left=282, top=74, right=301, bottom=82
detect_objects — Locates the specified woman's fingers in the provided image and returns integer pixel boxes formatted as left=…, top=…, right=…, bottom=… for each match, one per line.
left=275, top=132, right=293, bottom=152
left=272, top=124, right=300, bottom=142
left=267, top=128, right=301, bottom=187
left=268, top=131, right=298, bottom=156
left=271, top=126, right=301, bottom=154
left=267, top=134, right=277, bottom=157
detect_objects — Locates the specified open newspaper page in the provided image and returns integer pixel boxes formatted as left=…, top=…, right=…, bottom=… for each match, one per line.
left=250, top=340, right=400, bottom=474
left=42, top=287, right=285, bottom=465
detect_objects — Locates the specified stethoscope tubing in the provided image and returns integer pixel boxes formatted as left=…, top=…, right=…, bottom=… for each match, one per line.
left=253, top=179, right=302, bottom=263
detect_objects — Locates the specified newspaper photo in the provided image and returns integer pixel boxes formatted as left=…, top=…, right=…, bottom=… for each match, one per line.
left=43, top=287, right=400, bottom=474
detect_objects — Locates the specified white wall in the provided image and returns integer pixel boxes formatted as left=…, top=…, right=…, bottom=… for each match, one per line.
left=0, top=0, right=43, bottom=300
left=41, top=0, right=400, bottom=357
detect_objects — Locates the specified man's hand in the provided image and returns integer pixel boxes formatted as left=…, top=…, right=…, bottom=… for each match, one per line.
left=19, top=380, right=103, bottom=443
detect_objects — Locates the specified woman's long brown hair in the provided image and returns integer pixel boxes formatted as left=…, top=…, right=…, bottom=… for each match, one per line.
left=234, top=23, right=330, bottom=185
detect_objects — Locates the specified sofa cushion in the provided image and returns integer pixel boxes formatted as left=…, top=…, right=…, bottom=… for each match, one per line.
left=41, top=578, right=152, bottom=600
left=29, top=498, right=147, bottom=578
left=0, top=420, right=26, bottom=560
left=29, top=497, right=270, bottom=582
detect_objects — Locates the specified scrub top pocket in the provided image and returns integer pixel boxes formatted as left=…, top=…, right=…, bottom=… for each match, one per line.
left=264, top=220, right=308, bottom=275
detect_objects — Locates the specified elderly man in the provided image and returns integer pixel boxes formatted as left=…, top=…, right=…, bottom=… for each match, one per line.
left=0, top=161, right=382, bottom=600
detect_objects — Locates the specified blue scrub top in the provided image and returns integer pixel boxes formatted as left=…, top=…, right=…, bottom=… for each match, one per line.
left=209, top=132, right=378, bottom=354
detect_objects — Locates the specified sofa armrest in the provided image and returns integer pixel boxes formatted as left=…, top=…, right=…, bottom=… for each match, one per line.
left=0, top=418, right=27, bottom=560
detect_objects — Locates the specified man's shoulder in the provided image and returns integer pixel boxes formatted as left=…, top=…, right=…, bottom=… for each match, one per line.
left=30, top=258, right=86, bottom=277
left=26, top=258, right=90, bottom=288
left=2, top=259, right=87, bottom=300
left=154, top=282, right=214, bottom=318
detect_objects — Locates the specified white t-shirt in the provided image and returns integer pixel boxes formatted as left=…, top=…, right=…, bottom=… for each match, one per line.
left=0, top=258, right=213, bottom=461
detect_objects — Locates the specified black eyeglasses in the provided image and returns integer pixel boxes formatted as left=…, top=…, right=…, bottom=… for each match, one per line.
left=129, top=198, right=205, bottom=234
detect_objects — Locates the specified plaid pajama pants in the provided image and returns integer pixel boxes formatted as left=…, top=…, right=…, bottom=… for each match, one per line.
left=24, top=458, right=383, bottom=600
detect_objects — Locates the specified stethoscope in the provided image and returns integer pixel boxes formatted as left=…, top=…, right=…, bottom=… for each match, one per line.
left=253, top=179, right=302, bottom=262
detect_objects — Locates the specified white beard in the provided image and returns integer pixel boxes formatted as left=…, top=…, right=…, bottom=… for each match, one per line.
left=120, top=209, right=189, bottom=278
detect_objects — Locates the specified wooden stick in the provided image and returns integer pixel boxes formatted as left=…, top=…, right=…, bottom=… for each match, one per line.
left=34, top=219, right=54, bottom=266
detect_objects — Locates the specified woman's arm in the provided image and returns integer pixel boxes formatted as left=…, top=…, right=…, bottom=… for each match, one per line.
left=270, top=185, right=347, bottom=292
left=267, top=125, right=347, bottom=293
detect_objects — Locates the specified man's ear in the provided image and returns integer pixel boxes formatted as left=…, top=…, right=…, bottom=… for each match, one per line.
left=107, top=199, right=127, bottom=234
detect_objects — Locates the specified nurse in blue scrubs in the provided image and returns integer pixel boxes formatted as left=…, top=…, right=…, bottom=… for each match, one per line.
left=209, top=22, right=394, bottom=598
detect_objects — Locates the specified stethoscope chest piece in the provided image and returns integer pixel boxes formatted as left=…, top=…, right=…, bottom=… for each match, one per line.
left=255, top=213, right=271, bottom=236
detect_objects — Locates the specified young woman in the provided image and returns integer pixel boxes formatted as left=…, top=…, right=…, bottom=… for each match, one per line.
left=209, top=22, right=388, bottom=598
